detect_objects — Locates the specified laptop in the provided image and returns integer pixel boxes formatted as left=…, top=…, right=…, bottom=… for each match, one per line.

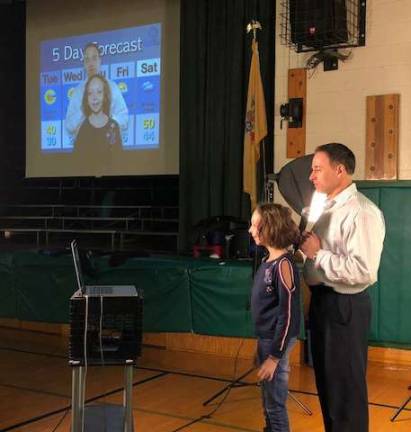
left=70, top=239, right=137, bottom=297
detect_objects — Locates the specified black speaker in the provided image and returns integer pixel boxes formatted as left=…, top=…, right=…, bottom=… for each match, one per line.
left=290, top=0, right=348, bottom=50
left=69, top=290, right=143, bottom=365
left=230, top=229, right=251, bottom=258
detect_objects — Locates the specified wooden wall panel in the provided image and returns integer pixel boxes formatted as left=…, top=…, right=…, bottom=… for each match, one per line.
left=286, top=68, right=307, bottom=158
left=366, top=94, right=399, bottom=180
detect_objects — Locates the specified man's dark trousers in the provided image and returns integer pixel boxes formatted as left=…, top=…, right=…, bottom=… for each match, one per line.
left=309, top=285, right=371, bottom=432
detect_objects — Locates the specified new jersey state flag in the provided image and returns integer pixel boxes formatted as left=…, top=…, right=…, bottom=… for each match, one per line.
left=243, top=39, right=267, bottom=209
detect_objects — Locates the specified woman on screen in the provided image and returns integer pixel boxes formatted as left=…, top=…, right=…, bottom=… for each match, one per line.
left=74, top=74, right=122, bottom=162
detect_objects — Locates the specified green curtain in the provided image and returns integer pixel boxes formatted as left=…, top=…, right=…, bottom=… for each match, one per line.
left=179, top=0, right=275, bottom=251
left=358, top=181, right=411, bottom=348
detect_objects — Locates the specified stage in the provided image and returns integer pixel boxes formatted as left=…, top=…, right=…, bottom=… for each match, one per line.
left=0, top=251, right=254, bottom=337
left=0, top=234, right=410, bottom=349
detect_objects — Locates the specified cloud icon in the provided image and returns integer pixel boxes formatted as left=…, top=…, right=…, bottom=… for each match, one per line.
left=142, top=81, right=154, bottom=91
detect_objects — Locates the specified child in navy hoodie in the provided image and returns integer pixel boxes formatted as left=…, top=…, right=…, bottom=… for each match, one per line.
left=249, top=203, right=301, bottom=432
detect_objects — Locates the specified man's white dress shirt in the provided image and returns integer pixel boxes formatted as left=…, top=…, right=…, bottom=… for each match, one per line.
left=303, top=183, right=385, bottom=294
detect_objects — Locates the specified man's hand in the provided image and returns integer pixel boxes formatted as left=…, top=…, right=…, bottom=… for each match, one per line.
left=300, top=231, right=321, bottom=260
left=257, top=357, right=278, bottom=382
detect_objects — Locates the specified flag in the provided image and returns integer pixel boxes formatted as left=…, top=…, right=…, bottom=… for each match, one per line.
left=243, top=39, right=267, bottom=210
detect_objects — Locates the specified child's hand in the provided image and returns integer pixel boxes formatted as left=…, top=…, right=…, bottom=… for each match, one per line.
left=257, top=357, right=278, bottom=381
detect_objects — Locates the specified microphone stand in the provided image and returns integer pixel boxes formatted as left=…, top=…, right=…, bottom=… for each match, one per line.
left=390, top=385, right=411, bottom=421
left=202, top=365, right=312, bottom=415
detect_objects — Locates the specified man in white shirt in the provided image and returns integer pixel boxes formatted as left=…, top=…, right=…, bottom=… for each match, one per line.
left=65, top=42, right=128, bottom=139
left=300, top=143, right=385, bottom=432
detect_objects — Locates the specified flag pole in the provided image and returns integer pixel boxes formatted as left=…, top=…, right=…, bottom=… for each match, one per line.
left=245, top=20, right=267, bottom=206
left=243, top=20, right=266, bottom=210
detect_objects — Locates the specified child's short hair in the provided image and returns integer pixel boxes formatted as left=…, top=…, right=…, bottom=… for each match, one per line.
left=255, top=203, right=300, bottom=249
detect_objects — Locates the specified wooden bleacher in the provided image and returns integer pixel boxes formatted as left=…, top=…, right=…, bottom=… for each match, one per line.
left=0, top=204, right=179, bottom=251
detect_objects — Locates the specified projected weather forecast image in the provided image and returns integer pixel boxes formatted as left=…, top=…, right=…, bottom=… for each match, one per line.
left=40, top=24, right=161, bottom=153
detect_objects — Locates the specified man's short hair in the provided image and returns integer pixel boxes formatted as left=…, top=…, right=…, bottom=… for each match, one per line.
left=315, top=143, right=356, bottom=174
left=84, top=42, right=100, bottom=56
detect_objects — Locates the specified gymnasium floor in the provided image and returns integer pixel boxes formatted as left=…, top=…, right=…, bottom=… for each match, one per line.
left=0, top=327, right=410, bottom=432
